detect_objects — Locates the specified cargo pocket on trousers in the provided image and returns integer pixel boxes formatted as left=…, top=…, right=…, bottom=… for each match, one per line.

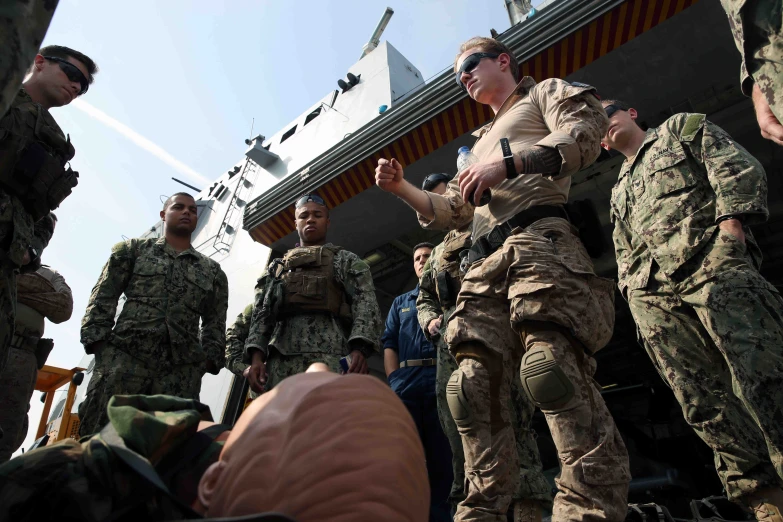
left=582, top=456, right=631, bottom=485
left=509, top=282, right=556, bottom=325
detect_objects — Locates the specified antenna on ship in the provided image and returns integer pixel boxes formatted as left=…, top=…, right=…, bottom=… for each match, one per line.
left=360, top=7, right=394, bottom=59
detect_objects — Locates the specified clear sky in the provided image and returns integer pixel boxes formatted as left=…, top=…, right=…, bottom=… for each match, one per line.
left=17, top=0, right=541, bottom=452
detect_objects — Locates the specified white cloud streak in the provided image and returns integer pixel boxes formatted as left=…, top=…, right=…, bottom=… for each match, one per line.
left=71, top=99, right=211, bottom=186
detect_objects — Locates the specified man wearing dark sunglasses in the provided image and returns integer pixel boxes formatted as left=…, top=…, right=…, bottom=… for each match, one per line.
left=0, top=45, right=96, bottom=389
left=243, top=194, right=382, bottom=393
left=602, top=98, right=783, bottom=522
left=376, top=36, right=629, bottom=522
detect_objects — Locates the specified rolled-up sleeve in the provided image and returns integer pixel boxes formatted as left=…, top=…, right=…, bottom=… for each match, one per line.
left=530, top=78, right=608, bottom=179
left=417, top=177, right=474, bottom=231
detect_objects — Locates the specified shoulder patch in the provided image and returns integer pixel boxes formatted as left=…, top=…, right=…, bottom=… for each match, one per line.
left=681, top=113, right=705, bottom=142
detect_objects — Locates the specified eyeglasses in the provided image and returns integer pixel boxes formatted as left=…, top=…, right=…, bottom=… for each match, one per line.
left=604, top=104, right=624, bottom=118
left=455, top=52, right=499, bottom=91
left=43, top=56, right=89, bottom=96
left=295, top=194, right=327, bottom=208
left=422, top=173, right=452, bottom=191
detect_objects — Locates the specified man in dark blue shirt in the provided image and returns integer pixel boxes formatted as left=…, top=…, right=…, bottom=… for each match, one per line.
left=382, top=242, right=454, bottom=522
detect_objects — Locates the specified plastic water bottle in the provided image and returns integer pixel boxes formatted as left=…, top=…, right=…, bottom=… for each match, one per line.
left=457, top=146, right=491, bottom=206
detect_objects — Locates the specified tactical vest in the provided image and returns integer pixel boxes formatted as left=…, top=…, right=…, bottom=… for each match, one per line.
left=0, top=89, right=78, bottom=221
left=435, top=229, right=472, bottom=308
left=276, top=245, right=352, bottom=322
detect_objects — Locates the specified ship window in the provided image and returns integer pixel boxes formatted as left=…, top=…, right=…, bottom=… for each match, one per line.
left=304, top=107, right=321, bottom=126
left=280, top=125, right=297, bottom=143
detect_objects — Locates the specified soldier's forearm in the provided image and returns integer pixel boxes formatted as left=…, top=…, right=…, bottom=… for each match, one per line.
left=514, top=145, right=562, bottom=176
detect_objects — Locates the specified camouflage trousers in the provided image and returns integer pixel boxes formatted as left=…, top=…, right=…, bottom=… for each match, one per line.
left=745, top=0, right=783, bottom=122
left=0, top=345, right=37, bottom=461
left=628, top=227, right=783, bottom=501
left=435, top=308, right=553, bottom=509
left=78, top=344, right=205, bottom=437
left=0, top=257, right=16, bottom=374
left=0, top=0, right=59, bottom=118
left=446, top=218, right=630, bottom=522
left=264, top=349, right=342, bottom=391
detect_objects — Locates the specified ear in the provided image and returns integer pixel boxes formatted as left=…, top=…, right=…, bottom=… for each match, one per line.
left=326, top=216, right=331, bottom=228
left=159, top=209, right=166, bottom=221
left=198, top=460, right=226, bottom=512
left=497, top=53, right=511, bottom=71
left=629, top=108, right=638, bottom=121
left=32, top=54, right=46, bottom=72
left=601, top=142, right=611, bottom=151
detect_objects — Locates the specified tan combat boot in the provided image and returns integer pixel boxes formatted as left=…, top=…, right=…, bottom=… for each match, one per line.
left=746, top=487, right=783, bottom=522
left=513, top=500, right=543, bottom=522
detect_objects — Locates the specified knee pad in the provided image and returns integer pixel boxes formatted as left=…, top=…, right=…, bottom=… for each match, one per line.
left=446, top=369, right=473, bottom=429
left=520, top=346, right=574, bottom=412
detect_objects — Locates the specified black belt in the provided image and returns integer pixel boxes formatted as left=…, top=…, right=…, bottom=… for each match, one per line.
left=466, top=205, right=569, bottom=265
left=399, top=358, right=436, bottom=368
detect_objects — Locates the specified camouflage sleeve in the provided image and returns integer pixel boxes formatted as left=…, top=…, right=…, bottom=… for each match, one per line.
left=718, top=0, right=754, bottom=95
left=417, top=176, right=474, bottom=231
left=28, top=213, right=56, bottom=256
left=677, top=114, right=768, bottom=225
left=416, top=250, right=443, bottom=340
left=529, top=78, right=608, bottom=179
left=201, top=266, right=229, bottom=371
left=80, top=240, right=136, bottom=351
left=244, top=273, right=273, bottom=360
left=21, top=267, right=74, bottom=324
left=609, top=203, right=634, bottom=300
left=338, top=251, right=382, bottom=355
left=225, top=304, right=253, bottom=376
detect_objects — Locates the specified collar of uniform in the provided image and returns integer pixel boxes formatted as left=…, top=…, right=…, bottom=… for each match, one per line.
left=620, top=127, right=659, bottom=177
left=470, top=76, right=537, bottom=138
left=410, top=285, right=420, bottom=298
left=17, top=86, right=33, bottom=103
left=156, top=236, right=198, bottom=258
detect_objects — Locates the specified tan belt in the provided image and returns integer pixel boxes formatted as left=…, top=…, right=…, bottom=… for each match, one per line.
left=399, top=358, right=436, bottom=368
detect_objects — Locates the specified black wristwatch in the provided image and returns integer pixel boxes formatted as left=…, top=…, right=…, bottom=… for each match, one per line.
left=500, top=138, right=518, bottom=179
left=716, top=214, right=745, bottom=225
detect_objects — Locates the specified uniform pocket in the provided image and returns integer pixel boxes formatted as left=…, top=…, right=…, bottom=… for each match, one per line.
left=645, top=142, right=694, bottom=199
left=183, top=266, right=212, bottom=312
left=128, top=259, right=167, bottom=296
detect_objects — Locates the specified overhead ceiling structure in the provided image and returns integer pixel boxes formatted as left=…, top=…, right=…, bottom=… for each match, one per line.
left=243, top=0, right=700, bottom=250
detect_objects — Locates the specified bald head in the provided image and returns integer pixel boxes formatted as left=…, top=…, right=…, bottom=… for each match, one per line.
left=199, top=371, right=429, bottom=521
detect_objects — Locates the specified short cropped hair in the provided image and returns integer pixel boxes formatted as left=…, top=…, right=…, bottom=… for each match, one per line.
left=38, top=45, right=99, bottom=83
left=455, top=37, right=519, bottom=82
left=601, top=99, right=631, bottom=111
left=412, top=242, right=435, bottom=257
left=163, top=192, right=195, bottom=210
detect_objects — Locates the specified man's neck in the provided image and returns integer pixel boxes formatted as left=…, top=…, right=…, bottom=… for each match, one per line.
left=487, top=79, right=518, bottom=114
left=21, top=79, right=52, bottom=109
left=299, top=239, right=326, bottom=248
left=164, top=232, right=192, bottom=253
left=617, top=128, right=647, bottom=159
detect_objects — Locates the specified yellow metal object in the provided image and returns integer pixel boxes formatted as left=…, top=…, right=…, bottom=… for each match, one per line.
left=34, top=365, right=85, bottom=444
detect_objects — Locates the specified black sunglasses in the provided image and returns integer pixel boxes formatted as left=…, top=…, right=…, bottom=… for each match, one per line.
left=422, top=173, right=452, bottom=191
left=604, top=104, right=625, bottom=118
left=43, top=56, right=89, bottom=96
left=455, top=52, right=499, bottom=91
left=295, top=194, right=327, bottom=208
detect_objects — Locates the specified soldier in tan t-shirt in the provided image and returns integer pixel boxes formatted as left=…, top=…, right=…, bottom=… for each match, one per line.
left=376, top=37, right=630, bottom=522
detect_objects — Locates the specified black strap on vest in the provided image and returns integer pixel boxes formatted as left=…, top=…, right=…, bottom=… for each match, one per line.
left=467, top=205, right=569, bottom=264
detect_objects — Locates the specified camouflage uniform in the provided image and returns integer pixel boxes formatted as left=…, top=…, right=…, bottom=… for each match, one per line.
left=244, top=243, right=382, bottom=390
left=720, top=0, right=783, bottom=123
left=0, top=0, right=58, bottom=118
left=610, top=113, right=783, bottom=501
left=0, top=265, right=72, bottom=462
left=0, top=394, right=224, bottom=521
left=79, top=237, right=229, bottom=437
left=419, top=77, right=630, bottom=522
left=225, top=303, right=261, bottom=399
left=0, top=89, right=62, bottom=374
left=418, top=229, right=553, bottom=510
